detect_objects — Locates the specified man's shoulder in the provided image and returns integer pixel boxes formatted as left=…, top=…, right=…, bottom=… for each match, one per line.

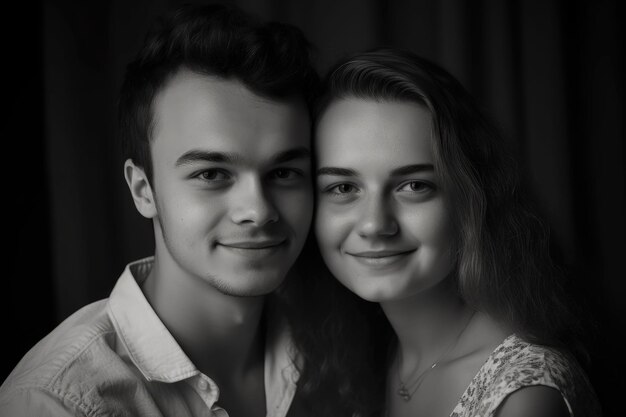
left=1, top=257, right=154, bottom=392
left=0, top=299, right=132, bottom=412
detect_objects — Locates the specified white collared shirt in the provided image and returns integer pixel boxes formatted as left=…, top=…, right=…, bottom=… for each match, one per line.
left=0, top=257, right=300, bottom=417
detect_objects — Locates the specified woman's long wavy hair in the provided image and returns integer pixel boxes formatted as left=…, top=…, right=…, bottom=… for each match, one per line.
left=277, top=235, right=390, bottom=416
left=282, top=46, right=592, bottom=416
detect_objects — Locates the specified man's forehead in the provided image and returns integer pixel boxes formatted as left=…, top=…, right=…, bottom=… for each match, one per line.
left=150, top=69, right=311, bottom=166
left=158, top=68, right=307, bottom=110
left=153, top=70, right=309, bottom=128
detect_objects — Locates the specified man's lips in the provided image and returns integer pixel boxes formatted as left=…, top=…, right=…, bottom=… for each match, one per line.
left=217, top=239, right=286, bottom=250
left=216, top=239, right=287, bottom=261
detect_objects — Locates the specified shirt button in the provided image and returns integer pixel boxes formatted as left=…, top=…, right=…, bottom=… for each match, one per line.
left=197, top=378, right=209, bottom=391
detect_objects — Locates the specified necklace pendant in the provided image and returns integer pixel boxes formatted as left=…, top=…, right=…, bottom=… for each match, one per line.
left=397, top=386, right=412, bottom=401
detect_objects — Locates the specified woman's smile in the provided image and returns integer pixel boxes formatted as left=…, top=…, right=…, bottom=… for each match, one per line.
left=346, top=248, right=417, bottom=268
left=315, top=98, right=455, bottom=302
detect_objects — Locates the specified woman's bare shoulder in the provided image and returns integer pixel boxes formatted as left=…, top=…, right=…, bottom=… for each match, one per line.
left=494, top=386, right=570, bottom=417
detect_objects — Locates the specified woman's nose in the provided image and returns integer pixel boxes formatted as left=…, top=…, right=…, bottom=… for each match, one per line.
left=356, top=196, right=398, bottom=238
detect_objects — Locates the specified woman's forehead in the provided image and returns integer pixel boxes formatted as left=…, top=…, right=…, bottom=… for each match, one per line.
left=315, top=98, right=434, bottom=167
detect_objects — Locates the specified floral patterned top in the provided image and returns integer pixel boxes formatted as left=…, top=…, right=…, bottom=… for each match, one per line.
left=450, top=334, right=601, bottom=417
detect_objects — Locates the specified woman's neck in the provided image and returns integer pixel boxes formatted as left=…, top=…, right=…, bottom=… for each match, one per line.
left=380, top=277, right=473, bottom=368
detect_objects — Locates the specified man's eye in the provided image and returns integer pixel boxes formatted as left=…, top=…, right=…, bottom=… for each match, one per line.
left=270, top=168, right=302, bottom=180
left=198, top=169, right=230, bottom=181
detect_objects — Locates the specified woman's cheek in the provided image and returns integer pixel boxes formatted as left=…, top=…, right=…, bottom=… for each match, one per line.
left=316, top=205, right=350, bottom=247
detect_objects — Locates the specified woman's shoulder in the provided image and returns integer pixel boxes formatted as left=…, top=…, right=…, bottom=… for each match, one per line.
left=490, top=334, right=581, bottom=383
left=452, top=334, right=602, bottom=417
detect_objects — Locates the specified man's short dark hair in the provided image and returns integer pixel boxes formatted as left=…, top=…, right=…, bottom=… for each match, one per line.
left=118, top=3, right=319, bottom=182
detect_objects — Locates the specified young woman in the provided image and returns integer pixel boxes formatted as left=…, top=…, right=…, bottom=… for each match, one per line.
left=312, top=48, right=601, bottom=417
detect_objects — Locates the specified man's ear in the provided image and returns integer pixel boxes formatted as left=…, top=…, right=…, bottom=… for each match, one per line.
left=124, top=159, right=157, bottom=219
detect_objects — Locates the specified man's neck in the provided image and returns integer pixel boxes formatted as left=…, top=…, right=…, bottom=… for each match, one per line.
left=142, top=257, right=266, bottom=384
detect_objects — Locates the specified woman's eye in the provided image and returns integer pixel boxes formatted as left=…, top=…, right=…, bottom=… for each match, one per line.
left=397, top=181, right=433, bottom=193
left=198, top=169, right=230, bottom=181
left=328, top=183, right=357, bottom=194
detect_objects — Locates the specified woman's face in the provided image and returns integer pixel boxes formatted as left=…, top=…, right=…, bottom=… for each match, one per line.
left=315, top=98, right=455, bottom=302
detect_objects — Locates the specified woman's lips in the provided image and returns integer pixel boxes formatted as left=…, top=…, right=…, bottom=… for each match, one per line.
left=346, top=249, right=416, bottom=268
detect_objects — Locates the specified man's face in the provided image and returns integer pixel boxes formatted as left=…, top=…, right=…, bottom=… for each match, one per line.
left=146, top=69, right=312, bottom=296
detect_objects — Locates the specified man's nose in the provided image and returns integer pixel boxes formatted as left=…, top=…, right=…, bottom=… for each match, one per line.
left=229, top=176, right=279, bottom=226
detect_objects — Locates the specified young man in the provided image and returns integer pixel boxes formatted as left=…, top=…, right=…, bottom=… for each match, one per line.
left=0, top=4, right=318, bottom=416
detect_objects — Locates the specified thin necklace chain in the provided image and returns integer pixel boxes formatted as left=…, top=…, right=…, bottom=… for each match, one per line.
left=396, top=310, right=475, bottom=402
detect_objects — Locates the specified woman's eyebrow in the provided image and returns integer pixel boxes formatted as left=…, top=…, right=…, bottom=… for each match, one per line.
left=316, top=164, right=433, bottom=177
left=316, top=167, right=358, bottom=177
left=390, top=164, right=434, bottom=176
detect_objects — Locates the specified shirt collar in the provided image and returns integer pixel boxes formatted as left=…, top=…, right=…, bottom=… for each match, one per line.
left=107, top=257, right=300, bottom=412
left=264, top=306, right=301, bottom=414
left=107, top=257, right=198, bottom=382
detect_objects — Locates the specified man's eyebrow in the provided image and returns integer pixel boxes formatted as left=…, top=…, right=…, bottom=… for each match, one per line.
left=390, top=164, right=434, bottom=176
left=175, top=147, right=310, bottom=167
left=272, top=147, right=311, bottom=164
left=175, top=150, right=243, bottom=167
left=316, top=167, right=359, bottom=177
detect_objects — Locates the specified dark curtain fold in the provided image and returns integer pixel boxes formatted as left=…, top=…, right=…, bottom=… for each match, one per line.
left=4, top=0, right=623, bottom=414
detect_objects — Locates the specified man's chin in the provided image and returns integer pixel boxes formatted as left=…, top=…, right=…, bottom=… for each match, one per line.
left=209, top=271, right=287, bottom=297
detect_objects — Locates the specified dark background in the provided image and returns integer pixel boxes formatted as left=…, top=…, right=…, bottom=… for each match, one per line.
left=3, top=0, right=623, bottom=414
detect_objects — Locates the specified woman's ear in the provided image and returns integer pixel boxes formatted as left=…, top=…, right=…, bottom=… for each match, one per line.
left=124, top=159, right=157, bottom=219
